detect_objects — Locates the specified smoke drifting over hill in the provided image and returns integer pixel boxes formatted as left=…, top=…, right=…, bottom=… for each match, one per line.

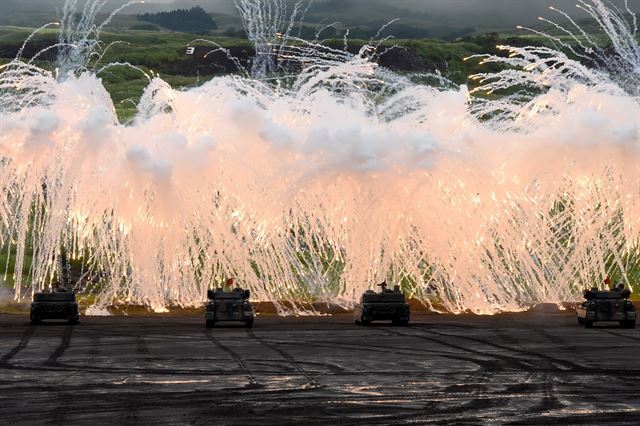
left=0, top=0, right=638, bottom=31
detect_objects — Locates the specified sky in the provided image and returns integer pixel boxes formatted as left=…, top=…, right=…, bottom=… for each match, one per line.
left=0, top=0, right=638, bottom=29
left=138, top=1, right=640, bottom=23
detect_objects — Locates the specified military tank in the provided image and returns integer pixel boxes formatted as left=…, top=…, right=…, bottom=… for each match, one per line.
left=205, top=280, right=254, bottom=328
left=30, top=287, right=79, bottom=324
left=354, top=282, right=410, bottom=326
left=577, top=284, right=636, bottom=328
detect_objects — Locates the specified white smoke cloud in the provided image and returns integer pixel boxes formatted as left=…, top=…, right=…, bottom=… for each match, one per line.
left=0, top=1, right=637, bottom=314
left=30, top=110, right=59, bottom=135
left=0, top=279, right=14, bottom=304
left=126, top=144, right=173, bottom=181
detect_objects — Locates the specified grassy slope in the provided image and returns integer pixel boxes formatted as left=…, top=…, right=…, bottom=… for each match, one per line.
left=0, top=25, right=504, bottom=121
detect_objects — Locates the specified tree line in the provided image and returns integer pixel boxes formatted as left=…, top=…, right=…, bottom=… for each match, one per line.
left=138, top=6, right=217, bottom=33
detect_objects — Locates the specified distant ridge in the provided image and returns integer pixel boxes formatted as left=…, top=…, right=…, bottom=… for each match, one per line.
left=138, top=6, right=218, bottom=33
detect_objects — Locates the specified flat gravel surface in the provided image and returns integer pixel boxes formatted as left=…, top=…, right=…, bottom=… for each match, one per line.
left=0, top=310, right=639, bottom=425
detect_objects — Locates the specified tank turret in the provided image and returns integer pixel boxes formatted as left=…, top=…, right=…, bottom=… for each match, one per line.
left=30, top=286, right=79, bottom=324
left=577, top=284, right=635, bottom=328
left=205, top=281, right=254, bottom=328
left=354, top=282, right=410, bottom=326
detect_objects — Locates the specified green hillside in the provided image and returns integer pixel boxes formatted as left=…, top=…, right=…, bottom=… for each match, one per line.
left=0, top=24, right=552, bottom=121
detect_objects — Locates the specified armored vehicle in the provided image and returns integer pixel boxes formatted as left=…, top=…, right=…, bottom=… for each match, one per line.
left=354, top=282, right=410, bottom=326
left=577, top=284, right=636, bottom=328
left=205, top=286, right=254, bottom=328
left=30, top=289, right=79, bottom=324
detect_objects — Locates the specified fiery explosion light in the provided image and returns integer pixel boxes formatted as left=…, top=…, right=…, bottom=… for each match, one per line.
left=0, top=0, right=638, bottom=314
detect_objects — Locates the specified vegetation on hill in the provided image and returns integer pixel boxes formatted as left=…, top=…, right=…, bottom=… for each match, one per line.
left=0, top=24, right=569, bottom=123
left=0, top=21, right=627, bottom=124
left=138, top=6, right=218, bottom=34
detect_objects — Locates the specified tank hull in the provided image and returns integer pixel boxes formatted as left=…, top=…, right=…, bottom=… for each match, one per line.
left=205, top=301, right=254, bottom=322
left=576, top=299, right=636, bottom=328
left=30, top=302, right=79, bottom=323
left=204, top=288, right=254, bottom=328
left=354, top=303, right=410, bottom=325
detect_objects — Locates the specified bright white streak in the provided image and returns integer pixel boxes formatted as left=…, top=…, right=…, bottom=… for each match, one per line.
left=0, top=0, right=638, bottom=314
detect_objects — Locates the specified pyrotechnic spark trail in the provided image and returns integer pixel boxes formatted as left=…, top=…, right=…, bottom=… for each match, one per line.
left=0, top=1, right=638, bottom=314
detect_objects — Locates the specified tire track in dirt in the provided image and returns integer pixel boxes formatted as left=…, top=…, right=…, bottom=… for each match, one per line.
left=377, top=326, right=509, bottom=415
left=410, top=326, right=588, bottom=415
left=0, top=325, right=35, bottom=365
left=380, top=326, right=524, bottom=370
left=499, top=329, right=566, bottom=414
left=45, top=325, right=74, bottom=366
left=410, top=325, right=585, bottom=373
left=246, top=329, right=320, bottom=387
left=383, top=327, right=568, bottom=417
left=596, top=329, right=640, bottom=343
left=205, top=329, right=259, bottom=388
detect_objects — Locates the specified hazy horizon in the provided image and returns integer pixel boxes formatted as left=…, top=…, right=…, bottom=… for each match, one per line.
left=1, top=0, right=638, bottom=30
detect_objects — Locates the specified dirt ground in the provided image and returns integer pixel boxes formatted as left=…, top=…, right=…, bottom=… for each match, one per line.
left=0, top=309, right=639, bottom=425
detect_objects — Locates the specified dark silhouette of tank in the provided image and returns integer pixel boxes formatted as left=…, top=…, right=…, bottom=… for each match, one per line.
left=577, top=284, right=636, bottom=328
left=30, top=287, right=79, bottom=324
left=354, top=282, right=410, bottom=326
left=205, top=281, right=254, bottom=328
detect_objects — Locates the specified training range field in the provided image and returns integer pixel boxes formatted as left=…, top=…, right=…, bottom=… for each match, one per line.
left=0, top=311, right=639, bottom=425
